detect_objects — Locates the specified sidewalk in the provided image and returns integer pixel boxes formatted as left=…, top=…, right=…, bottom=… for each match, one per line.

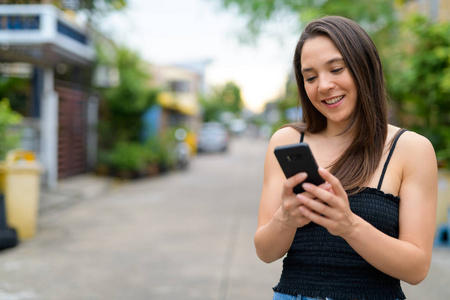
left=39, top=173, right=114, bottom=213
left=34, top=173, right=450, bottom=299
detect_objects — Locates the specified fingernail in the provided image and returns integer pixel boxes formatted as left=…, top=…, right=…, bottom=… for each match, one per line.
left=297, top=194, right=306, bottom=201
left=302, top=183, right=312, bottom=190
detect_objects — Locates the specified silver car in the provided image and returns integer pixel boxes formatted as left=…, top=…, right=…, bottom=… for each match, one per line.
left=197, top=122, right=229, bottom=153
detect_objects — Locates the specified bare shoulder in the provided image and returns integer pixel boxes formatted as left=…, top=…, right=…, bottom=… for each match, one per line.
left=261, top=126, right=302, bottom=202
left=397, top=130, right=435, bottom=157
left=264, top=126, right=302, bottom=173
left=269, top=126, right=302, bottom=148
left=395, top=129, right=437, bottom=172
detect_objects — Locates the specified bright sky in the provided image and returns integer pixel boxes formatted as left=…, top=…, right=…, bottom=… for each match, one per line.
left=99, top=0, right=300, bottom=112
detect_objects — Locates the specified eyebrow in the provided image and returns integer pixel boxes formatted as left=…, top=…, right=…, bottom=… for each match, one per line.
left=301, top=57, right=344, bottom=74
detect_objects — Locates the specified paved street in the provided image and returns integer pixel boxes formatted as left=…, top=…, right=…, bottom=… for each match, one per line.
left=0, top=137, right=449, bottom=299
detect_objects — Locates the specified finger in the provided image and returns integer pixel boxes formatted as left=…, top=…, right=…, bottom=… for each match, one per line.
left=299, top=205, right=334, bottom=228
left=318, top=182, right=333, bottom=194
left=297, top=173, right=334, bottom=202
left=301, top=182, right=335, bottom=206
left=297, top=193, right=334, bottom=218
left=300, top=191, right=315, bottom=199
left=282, top=172, right=307, bottom=195
left=317, top=168, right=347, bottom=198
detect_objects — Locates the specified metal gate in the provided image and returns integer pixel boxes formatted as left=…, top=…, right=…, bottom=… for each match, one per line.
left=55, top=85, right=88, bottom=179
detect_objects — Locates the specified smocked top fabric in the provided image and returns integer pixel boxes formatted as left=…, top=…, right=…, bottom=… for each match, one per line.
left=273, top=129, right=407, bottom=300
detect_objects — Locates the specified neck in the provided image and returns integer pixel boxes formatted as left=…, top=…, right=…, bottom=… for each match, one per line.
left=324, top=120, right=355, bottom=140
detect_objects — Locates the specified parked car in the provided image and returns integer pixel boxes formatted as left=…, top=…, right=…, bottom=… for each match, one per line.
left=229, top=118, right=247, bottom=136
left=197, top=122, right=229, bottom=153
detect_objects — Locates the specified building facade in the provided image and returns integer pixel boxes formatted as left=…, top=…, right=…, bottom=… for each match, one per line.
left=142, top=64, right=202, bottom=153
left=0, top=3, right=97, bottom=188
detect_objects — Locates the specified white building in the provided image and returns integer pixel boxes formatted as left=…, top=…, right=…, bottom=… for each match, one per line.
left=0, top=4, right=97, bottom=188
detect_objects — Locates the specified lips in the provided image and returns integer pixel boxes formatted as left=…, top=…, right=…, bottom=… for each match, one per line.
left=323, top=95, right=344, bottom=105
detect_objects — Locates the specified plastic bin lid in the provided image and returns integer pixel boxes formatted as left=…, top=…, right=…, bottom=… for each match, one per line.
left=6, top=150, right=37, bottom=164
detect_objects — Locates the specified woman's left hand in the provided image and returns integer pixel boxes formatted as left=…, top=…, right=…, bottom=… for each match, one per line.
left=297, top=168, right=357, bottom=237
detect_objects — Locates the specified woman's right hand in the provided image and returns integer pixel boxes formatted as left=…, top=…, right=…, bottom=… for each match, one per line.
left=275, top=172, right=311, bottom=229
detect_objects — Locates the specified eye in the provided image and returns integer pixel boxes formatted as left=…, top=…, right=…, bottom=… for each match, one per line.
left=305, top=76, right=317, bottom=83
left=331, top=67, right=344, bottom=74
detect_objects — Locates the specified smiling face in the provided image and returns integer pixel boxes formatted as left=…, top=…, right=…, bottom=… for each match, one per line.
left=300, top=35, right=358, bottom=129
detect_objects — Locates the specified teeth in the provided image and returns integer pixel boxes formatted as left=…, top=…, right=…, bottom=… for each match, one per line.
left=325, top=96, right=343, bottom=104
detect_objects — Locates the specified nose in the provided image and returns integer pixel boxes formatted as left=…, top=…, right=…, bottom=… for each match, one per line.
left=317, top=74, right=335, bottom=93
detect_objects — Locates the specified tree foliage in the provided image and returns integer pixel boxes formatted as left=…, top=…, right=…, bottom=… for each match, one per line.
left=104, top=47, right=154, bottom=114
left=8, top=0, right=128, bottom=12
left=217, top=0, right=396, bottom=42
left=387, top=15, right=450, bottom=165
left=47, top=0, right=128, bottom=14
left=98, top=46, right=157, bottom=147
left=78, top=0, right=128, bottom=11
left=51, top=0, right=129, bottom=27
left=0, top=76, right=29, bottom=116
left=0, top=99, right=23, bottom=159
left=200, top=81, right=244, bottom=122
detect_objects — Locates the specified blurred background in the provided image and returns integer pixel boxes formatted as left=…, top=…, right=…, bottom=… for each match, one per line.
left=0, top=0, right=449, bottom=299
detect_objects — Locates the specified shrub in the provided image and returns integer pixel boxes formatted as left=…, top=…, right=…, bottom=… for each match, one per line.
left=0, top=98, right=23, bottom=159
left=106, top=141, right=147, bottom=172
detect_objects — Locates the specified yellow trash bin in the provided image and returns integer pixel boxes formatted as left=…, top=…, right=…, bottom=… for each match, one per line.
left=437, top=170, right=450, bottom=227
left=0, top=150, right=43, bottom=240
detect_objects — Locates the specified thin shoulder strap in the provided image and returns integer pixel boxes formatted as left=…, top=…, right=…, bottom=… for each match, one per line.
left=377, top=129, right=408, bottom=190
left=300, top=132, right=304, bottom=143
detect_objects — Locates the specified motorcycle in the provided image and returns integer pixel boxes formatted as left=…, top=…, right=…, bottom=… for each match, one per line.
left=174, top=128, right=191, bottom=170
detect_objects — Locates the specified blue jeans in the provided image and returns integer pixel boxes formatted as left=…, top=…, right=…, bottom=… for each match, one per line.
left=273, top=292, right=337, bottom=300
left=273, top=292, right=401, bottom=300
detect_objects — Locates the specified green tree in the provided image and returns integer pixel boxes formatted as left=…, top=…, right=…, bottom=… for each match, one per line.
left=0, top=99, right=23, bottom=159
left=98, top=46, right=157, bottom=147
left=387, top=15, right=450, bottom=166
left=52, top=0, right=128, bottom=19
left=96, top=45, right=162, bottom=175
left=78, top=0, right=127, bottom=11
left=217, top=0, right=396, bottom=44
left=6, top=1, right=128, bottom=13
left=200, top=81, right=244, bottom=122
left=277, top=75, right=298, bottom=113
left=0, top=77, right=29, bottom=116
left=78, top=0, right=128, bottom=25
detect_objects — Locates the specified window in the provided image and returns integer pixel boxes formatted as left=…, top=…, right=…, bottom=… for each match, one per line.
left=169, top=80, right=190, bottom=93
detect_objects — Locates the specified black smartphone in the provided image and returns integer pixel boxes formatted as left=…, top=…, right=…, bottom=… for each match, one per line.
left=274, top=143, right=325, bottom=194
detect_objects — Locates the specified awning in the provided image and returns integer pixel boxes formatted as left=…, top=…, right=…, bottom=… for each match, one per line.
left=157, top=92, right=199, bottom=116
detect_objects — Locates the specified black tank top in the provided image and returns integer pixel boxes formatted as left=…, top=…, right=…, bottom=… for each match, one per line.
left=273, top=129, right=407, bottom=300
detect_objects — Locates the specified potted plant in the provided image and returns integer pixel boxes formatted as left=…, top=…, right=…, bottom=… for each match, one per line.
left=142, top=145, right=160, bottom=176
left=106, top=141, right=147, bottom=179
left=146, top=131, right=176, bottom=174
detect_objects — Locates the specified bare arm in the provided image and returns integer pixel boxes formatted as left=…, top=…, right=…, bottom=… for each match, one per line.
left=255, top=128, right=322, bottom=263
left=254, top=128, right=329, bottom=263
left=297, top=132, right=438, bottom=284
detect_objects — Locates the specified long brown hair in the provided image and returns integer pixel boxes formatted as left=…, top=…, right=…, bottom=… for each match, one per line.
left=291, top=16, right=388, bottom=193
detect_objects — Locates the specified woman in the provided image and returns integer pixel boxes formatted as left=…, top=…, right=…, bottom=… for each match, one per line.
left=256, top=16, right=438, bottom=300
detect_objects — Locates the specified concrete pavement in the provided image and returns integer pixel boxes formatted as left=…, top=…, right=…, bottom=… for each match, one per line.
left=0, top=137, right=448, bottom=299
left=0, top=137, right=282, bottom=300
